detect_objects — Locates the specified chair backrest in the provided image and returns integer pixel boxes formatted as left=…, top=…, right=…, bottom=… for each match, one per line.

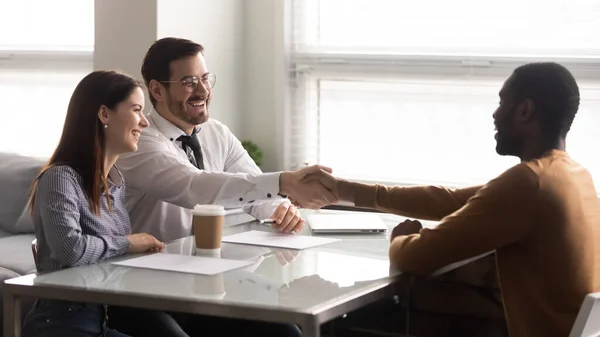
left=570, top=292, right=600, bottom=337
left=31, top=238, right=38, bottom=269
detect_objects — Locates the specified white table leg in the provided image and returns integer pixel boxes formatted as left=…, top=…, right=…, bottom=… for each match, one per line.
left=3, top=292, right=21, bottom=337
left=302, top=318, right=320, bottom=337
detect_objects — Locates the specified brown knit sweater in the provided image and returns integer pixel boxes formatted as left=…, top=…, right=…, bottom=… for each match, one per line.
left=345, top=150, right=600, bottom=337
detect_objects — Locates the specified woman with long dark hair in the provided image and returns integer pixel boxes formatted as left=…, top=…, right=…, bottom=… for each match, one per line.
left=22, top=70, right=165, bottom=337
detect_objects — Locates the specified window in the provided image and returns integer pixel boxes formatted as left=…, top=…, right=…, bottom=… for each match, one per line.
left=0, top=0, right=93, bottom=158
left=289, top=0, right=600, bottom=187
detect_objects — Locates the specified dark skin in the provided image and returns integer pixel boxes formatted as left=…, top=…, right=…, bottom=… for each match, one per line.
left=390, top=219, right=423, bottom=241
left=493, top=74, right=566, bottom=162
left=389, top=73, right=567, bottom=240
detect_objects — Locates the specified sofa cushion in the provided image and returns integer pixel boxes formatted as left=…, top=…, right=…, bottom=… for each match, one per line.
left=12, top=204, right=34, bottom=234
left=0, top=153, right=45, bottom=233
left=0, top=266, right=19, bottom=282
left=0, top=234, right=37, bottom=275
left=0, top=228, right=10, bottom=238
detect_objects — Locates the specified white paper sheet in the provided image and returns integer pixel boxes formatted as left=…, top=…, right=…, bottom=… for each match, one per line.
left=112, top=253, right=254, bottom=276
left=222, top=230, right=340, bottom=250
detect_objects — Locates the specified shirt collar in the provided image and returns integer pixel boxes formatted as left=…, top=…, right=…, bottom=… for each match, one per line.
left=107, top=166, right=124, bottom=188
left=149, top=109, right=200, bottom=141
left=102, top=165, right=123, bottom=197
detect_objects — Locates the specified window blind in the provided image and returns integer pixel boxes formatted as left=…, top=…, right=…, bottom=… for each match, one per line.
left=0, top=0, right=93, bottom=158
left=288, top=0, right=600, bottom=187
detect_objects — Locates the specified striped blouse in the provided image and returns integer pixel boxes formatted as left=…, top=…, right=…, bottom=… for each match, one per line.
left=33, top=165, right=131, bottom=273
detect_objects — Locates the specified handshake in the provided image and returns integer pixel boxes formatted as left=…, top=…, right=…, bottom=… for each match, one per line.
left=279, top=165, right=349, bottom=209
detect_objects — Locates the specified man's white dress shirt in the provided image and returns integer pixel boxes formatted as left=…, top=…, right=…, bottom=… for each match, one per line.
left=117, top=110, right=287, bottom=242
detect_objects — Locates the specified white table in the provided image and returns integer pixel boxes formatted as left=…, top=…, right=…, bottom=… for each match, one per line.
left=3, top=209, right=491, bottom=337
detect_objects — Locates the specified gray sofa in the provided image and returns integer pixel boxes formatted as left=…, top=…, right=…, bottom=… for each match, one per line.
left=0, top=152, right=46, bottom=330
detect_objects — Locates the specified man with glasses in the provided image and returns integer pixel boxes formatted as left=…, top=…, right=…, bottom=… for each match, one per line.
left=118, top=37, right=335, bottom=242
left=109, top=37, right=330, bottom=336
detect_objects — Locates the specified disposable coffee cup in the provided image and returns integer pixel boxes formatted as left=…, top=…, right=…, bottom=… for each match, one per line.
left=195, top=248, right=222, bottom=258
left=192, top=205, right=225, bottom=256
left=193, top=274, right=226, bottom=300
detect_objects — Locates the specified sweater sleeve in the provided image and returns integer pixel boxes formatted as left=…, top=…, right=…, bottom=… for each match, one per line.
left=388, top=163, right=539, bottom=275
left=351, top=183, right=483, bottom=221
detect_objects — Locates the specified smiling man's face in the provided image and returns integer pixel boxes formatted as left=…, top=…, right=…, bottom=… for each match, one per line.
left=493, top=74, right=522, bottom=156
left=164, top=53, right=212, bottom=127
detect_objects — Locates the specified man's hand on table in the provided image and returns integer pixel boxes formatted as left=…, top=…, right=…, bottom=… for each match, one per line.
left=390, top=219, right=423, bottom=241
left=269, top=202, right=305, bottom=234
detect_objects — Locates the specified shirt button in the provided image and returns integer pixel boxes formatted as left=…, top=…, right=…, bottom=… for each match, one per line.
left=239, top=197, right=243, bottom=202
left=267, top=193, right=272, bottom=198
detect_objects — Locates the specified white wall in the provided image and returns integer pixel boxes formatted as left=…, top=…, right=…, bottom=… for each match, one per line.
left=157, top=0, right=245, bottom=135
left=95, top=0, right=287, bottom=169
left=94, top=0, right=245, bottom=136
left=94, top=0, right=157, bottom=83
left=242, top=0, right=289, bottom=172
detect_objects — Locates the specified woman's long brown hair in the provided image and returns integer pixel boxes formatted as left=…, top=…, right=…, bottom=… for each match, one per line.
left=29, top=70, right=141, bottom=215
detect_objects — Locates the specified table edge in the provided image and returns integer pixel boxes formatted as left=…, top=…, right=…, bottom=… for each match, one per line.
left=2, top=280, right=311, bottom=325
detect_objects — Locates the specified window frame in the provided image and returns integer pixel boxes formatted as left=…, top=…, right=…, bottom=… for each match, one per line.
left=287, top=0, right=600, bottom=187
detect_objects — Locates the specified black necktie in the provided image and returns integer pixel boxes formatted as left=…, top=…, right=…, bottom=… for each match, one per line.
left=177, top=134, right=204, bottom=170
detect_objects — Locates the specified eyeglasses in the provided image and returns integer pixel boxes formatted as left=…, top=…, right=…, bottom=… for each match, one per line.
left=159, top=73, right=217, bottom=92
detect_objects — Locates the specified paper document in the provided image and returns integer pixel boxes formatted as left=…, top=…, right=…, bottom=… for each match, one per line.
left=112, top=253, right=254, bottom=276
left=222, top=230, right=340, bottom=250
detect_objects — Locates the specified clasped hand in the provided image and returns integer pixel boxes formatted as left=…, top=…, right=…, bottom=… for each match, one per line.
left=279, top=165, right=339, bottom=209
left=390, top=219, right=423, bottom=241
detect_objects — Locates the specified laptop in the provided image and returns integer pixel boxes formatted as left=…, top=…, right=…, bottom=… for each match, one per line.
left=306, top=213, right=389, bottom=234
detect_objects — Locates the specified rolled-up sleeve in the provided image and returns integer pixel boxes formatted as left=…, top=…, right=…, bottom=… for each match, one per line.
left=37, top=168, right=130, bottom=267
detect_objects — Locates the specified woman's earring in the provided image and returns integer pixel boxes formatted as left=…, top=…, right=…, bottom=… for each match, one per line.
left=104, top=124, right=108, bottom=129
